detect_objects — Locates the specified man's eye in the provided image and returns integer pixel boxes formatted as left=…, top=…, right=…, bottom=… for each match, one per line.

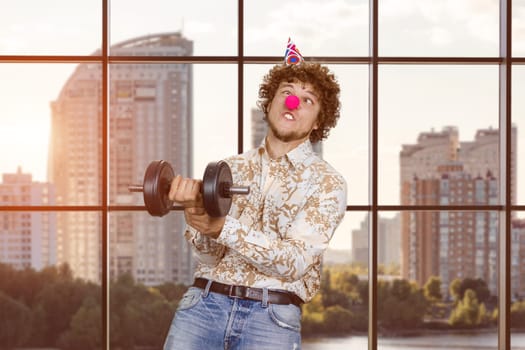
left=304, top=98, right=314, bottom=105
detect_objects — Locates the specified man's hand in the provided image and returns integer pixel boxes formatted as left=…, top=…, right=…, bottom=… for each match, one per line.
left=169, top=175, right=203, bottom=208
left=169, top=175, right=226, bottom=238
left=184, top=207, right=226, bottom=239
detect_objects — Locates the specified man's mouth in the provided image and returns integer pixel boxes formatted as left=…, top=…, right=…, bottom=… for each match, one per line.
left=283, top=112, right=295, bottom=121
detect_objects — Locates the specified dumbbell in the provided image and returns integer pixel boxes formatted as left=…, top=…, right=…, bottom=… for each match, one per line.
left=128, top=160, right=250, bottom=217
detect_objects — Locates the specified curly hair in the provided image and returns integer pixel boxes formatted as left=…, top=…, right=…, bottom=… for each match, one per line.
left=257, top=62, right=341, bottom=143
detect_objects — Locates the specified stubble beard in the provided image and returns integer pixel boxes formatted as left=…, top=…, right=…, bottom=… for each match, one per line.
left=267, top=118, right=311, bottom=143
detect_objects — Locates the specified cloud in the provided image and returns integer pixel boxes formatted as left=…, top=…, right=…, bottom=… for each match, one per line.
left=380, top=0, right=499, bottom=50
left=245, top=0, right=368, bottom=52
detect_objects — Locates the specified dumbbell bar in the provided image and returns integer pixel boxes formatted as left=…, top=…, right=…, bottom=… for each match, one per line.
left=128, top=160, right=250, bottom=217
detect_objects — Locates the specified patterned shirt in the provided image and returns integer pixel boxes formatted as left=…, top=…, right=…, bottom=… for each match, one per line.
left=184, top=139, right=347, bottom=302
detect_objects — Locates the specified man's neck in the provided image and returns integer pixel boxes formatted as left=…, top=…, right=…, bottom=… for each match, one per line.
left=265, top=134, right=307, bottom=159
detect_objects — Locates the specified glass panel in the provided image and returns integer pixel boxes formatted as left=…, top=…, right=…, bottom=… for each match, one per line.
left=106, top=211, right=186, bottom=348
left=109, top=63, right=237, bottom=206
left=0, top=1, right=101, bottom=55
left=110, top=0, right=237, bottom=56
left=0, top=211, right=102, bottom=348
left=511, top=212, right=525, bottom=349
left=0, top=211, right=102, bottom=349
left=379, top=0, right=499, bottom=57
left=513, top=65, right=525, bottom=205
left=0, top=63, right=101, bottom=206
left=192, top=64, right=238, bottom=169
left=513, top=0, right=525, bottom=57
left=109, top=211, right=191, bottom=350
left=378, top=65, right=499, bottom=205
left=303, top=212, right=369, bottom=348
left=379, top=210, right=498, bottom=350
left=243, top=64, right=369, bottom=206
left=244, top=0, right=369, bottom=57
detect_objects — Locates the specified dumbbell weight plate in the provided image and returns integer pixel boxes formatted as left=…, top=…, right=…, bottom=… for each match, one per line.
left=202, top=160, right=233, bottom=217
left=143, top=160, right=174, bottom=217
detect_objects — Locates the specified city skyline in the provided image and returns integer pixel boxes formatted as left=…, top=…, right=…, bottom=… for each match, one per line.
left=2, top=2, right=525, bottom=349
left=1, top=1, right=525, bottom=253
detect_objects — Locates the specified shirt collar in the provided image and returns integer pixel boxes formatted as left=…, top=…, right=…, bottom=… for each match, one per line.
left=257, top=138, right=314, bottom=169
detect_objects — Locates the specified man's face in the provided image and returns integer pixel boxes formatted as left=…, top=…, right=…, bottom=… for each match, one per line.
left=266, top=80, right=321, bottom=144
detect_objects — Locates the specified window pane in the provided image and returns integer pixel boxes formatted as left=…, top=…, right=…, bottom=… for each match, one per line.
left=110, top=63, right=238, bottom=206
left=0, top=63, right=101, bottom=206
left=379, top=0, right=499, bottom=57
left=110, top=0, right=237, bottom=56
left=513, top=65, right=525, bottom=205
left=513, top=0, right=525, bottom=57
left=109, top=213, right=185, bottom=348
left=378, top=65, right=500, bottom=205
left=192, top=64, right=238, bottom=170
left=512, top=212, right=525, bottom=349
left=244, top=0, right=369, bottom=57
left=302, top=212, right=369, bottom=347
left=0, top=1, right=101, bottom=55
left=0, top=210, right=102, bottom=347
left=243, top=64, right=368, bottom=205
left=109, top=211, right=192, bottom=285
left=379, top=210, right=498, bottom=350
left=56, top=212, right=102, bottom=283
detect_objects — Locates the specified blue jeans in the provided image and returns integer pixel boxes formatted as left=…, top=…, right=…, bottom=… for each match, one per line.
left=163, top=285, right=302, bottom=350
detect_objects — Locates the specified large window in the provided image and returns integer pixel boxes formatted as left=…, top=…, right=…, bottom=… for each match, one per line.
left=1, top=1, right=524, bottom=349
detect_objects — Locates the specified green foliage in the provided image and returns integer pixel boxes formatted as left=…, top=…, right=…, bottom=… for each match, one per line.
left=511, top=300, right=525, bottom=328
left=0, top=263, right=183, bottom=349
left=424, top=276, right=442, bottom=302
left=109, top=274, right=177, bottom=348
left=448, top=289, right=491, bottom=327
left=301, top=310, right=325, bottom=335
left=32, top=278, right=100, bottom=346
left=57, top=297, right=102, bottom=350
left=0, top=291, right=32, bottom=350
left=378, top=279, right=427, bottom=329
left=323, top=305, right=354, bottom=333
left=449, top=277, right=490, bottom=304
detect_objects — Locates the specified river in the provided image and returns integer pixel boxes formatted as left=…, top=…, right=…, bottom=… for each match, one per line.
left=303, top=332, right=525, bottom=349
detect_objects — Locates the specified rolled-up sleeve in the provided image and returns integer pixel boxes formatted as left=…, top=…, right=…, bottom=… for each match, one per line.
left=184, top=225, right=226, bottom=265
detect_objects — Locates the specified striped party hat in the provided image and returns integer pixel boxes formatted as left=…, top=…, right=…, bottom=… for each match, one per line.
left=284, top=37, right=304, bottom=65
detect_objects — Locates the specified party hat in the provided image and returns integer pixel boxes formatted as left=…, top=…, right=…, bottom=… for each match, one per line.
left=284, top=37, right=304, bottom=65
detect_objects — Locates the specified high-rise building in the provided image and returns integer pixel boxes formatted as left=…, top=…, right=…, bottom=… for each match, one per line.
left=0, top=167, right=56, bottom=270
left=48, top=32, right=194, bottom=285
left=407, top=163, right=498, bottom=294
left=351, top=213, right=401, bottom=268
left=512, top=219, right=525, bottom=299
left=399, top=126, right=518, bottom=296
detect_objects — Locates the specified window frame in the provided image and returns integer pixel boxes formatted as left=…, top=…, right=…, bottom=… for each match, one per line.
left=1, top=0, right=525, bottom=349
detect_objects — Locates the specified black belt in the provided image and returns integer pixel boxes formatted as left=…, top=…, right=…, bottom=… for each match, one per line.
left=193, top=278, right=303, bottom=307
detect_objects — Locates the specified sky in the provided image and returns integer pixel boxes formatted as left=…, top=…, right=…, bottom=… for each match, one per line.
left=1, top=0, right=525, bottom=250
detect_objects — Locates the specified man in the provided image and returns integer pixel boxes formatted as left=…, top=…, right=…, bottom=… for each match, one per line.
left=163, top=39, right=347, bottom=350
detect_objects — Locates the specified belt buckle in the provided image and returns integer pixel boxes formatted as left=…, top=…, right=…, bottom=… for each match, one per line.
left=228, top=285, right=247, bottom=299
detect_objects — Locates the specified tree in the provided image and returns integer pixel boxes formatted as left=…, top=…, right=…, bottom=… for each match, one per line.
left=450, top=277, right=490, bottom=304
left=109, top=274, right=175, bottom=348
left=57, top=297, right=102, bottom=350
left=511, top=301, right=525, bottom=329
left=323, top=305, right=354, bottom=333
left=32, top=279, right=100, bottom=346
left=424, top=276, right=442, bottom=302
left=0, top=292, right=32, bottom=350
left=378, top=279, right=427, bottom=330
left=449, top=289, right=490, bottom=327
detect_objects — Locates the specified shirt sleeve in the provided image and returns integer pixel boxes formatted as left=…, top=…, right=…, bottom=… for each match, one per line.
left=215, top=173, right=347, bottom=282
left=184, top=225, right=226, bottom=265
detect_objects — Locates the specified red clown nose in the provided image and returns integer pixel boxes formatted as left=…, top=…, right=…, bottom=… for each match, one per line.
left=285, top=95, right=300, bottom=110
